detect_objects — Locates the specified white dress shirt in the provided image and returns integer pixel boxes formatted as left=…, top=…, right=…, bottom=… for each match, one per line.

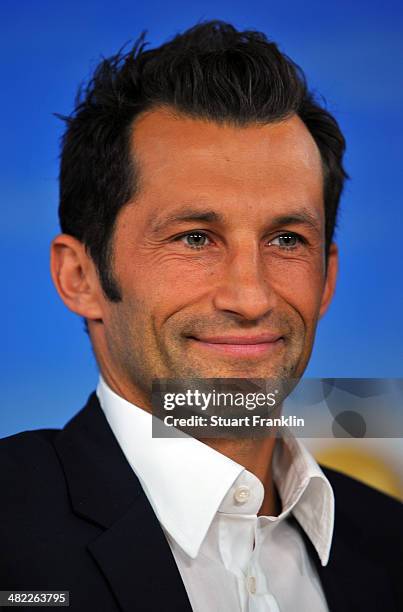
left=97, top=376, right=334, bottom=611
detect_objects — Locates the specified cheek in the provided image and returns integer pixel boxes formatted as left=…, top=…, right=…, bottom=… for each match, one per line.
left=120, top=253, right=215, bottom=316
left=266, top=259, right=325, bottom=323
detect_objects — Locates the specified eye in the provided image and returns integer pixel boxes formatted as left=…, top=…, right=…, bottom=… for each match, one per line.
left=177, top=232, right=211, bottom=249
left=268, top=233, right=304, bottom=250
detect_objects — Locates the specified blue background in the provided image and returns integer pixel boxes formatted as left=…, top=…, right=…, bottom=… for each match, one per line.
left=2, top=0, right=403, bottom=437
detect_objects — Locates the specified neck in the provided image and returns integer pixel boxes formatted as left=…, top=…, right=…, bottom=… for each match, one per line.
left=199, top=436, right=281, bottom=516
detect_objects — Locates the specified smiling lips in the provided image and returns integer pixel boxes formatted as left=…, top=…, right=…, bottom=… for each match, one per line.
left=189, top=334, right=284, bottom=357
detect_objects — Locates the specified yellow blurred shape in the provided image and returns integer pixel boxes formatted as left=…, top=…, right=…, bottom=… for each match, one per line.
left=315, top=446, right=403, bottom=502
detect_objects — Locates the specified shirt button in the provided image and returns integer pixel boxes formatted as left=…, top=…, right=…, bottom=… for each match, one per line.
left=247, top=575, right=257, bottom=594
left=234, top=485, right=250, bottom=504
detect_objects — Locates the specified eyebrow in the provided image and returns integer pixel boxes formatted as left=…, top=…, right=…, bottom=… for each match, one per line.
left=149, top=208, right=223, bottom=234
left=149, top=205, right=322, bottom=235
left=270, top=209, right=322, bottom=232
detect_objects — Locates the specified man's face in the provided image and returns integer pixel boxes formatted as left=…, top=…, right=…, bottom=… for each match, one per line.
left=98, top=108, right=336, bottom=401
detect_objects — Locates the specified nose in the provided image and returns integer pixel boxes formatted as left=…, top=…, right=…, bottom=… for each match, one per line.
left=212, top=241, right=275, bottom=321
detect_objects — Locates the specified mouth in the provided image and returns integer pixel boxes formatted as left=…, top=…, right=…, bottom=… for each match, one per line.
left=187, top=333, right=284, bottom=357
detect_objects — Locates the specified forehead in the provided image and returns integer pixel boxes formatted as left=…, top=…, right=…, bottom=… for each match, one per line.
left=129, top=107, right=324, bottom=221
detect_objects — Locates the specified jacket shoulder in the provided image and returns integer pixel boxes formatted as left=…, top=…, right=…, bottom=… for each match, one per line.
left=322, top=465, right=403, bottom=519
left=0, top=428, right=64, bottom=495
left=0, top=427, right=61, bottom=462
left=322, top=465, right=403, bottom=555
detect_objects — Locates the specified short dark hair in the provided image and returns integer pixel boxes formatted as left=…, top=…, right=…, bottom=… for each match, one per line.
left=58, top=20, right=348, bottom=302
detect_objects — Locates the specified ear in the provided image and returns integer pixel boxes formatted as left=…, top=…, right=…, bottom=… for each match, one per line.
left=50, top=234, right=104, bottom=320
left=319, top=243, right=338, bottom=318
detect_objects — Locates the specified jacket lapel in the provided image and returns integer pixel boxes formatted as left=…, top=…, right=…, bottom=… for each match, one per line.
left=87, top=495, right=192, bottom=612
left=295, top=466, right=397, bottom=612
left=316, top=533, right=395, bottom=612
left=54, top=392, right=192, bottom=612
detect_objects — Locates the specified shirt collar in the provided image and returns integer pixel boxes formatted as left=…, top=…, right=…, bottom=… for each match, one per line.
left=272, top=432, right=334, bottom=566
left=97, top=376, right=334, bottom=566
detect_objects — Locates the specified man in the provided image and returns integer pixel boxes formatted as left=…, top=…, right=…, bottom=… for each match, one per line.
left=1, top=21, right=402, bottom=612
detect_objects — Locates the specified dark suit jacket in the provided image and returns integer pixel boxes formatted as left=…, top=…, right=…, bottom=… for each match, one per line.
left=1, top=392, right=402, bottom=611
